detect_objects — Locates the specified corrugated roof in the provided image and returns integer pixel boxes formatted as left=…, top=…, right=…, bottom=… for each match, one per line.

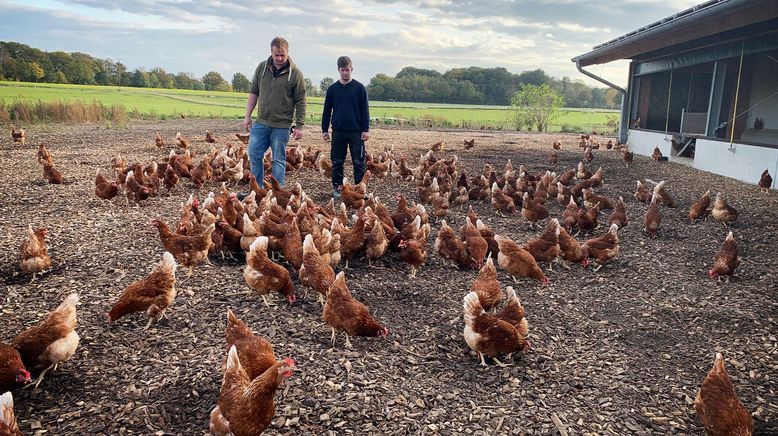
left=572, top=0, right=778, bottom=66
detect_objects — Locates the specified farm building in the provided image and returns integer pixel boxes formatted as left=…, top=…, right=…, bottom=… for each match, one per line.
left=572, top=0, right=778, bottom=188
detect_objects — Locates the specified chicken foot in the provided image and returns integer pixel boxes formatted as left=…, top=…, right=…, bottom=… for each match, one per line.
left=144, top=308, right=166, bottom=330
left=26, top=363, right=57, bottom=389
left=492, top=357, right=509, bottom=367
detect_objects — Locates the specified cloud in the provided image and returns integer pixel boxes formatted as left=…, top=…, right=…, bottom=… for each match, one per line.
left=1, top=0, right=701, bottom=88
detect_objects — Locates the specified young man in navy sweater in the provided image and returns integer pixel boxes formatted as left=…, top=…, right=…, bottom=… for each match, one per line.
left=321, top=56, right=370, bottom=201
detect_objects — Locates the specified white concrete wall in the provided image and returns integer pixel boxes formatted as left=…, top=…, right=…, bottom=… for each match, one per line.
left=694, top=139, right=778, bottom=188
left=627, top=129, right=778, bottom=188
left=627, top=129, right=672, bottom=158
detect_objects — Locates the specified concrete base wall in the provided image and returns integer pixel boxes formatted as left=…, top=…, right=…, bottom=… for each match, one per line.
left=627, top=130, right=673, bottom=159
left=694, top=139, right=778, bottom=188
left=627, top=129, right=778, bottom=188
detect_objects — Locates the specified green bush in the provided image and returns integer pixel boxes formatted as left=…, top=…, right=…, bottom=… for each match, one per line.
left=0, top=98, right=137, bottom=124
left=559, top=123, right=583, bottom=133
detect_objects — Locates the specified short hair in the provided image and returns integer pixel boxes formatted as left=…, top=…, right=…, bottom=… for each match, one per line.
left=337, top=56, right=352, bottom=69
left=270, top=37, right=289, bottom=50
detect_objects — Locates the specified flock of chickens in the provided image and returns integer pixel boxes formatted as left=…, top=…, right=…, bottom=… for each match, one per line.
left=3, top=127, right=771, bottom=435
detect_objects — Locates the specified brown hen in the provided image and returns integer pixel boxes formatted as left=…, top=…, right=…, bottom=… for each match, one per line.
left=463, top=291, right=522, bottom=366
left=211, top=346, right=294, bottom=436
left=708, top=231, right=740, bottom=281
left=694, top=353, right=753, bottom=436
left=108, top=252, right=177, bottom=329
left=324, top=272, right=389, bottom=347
left=244, top=236, right=295, bottom=306
left=12, top=293, right=80, bottom=388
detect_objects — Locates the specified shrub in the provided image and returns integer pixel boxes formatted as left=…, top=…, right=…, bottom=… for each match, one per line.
left=0, top=99, right=137, bottom=124
left=559, top=123, right=583, bottom=133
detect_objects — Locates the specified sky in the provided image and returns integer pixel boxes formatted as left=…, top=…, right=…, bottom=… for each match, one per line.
left=0, top=0, right=702, bottom=90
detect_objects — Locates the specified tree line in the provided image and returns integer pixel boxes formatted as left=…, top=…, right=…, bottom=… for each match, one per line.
left=363, top=66, right=619, bottom=108
left=0, top=41, right=278, bottom=94
left=1, top=41, right=618, bottom=108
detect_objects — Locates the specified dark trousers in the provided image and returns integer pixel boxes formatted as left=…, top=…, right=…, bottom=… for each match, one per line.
left=331, top=130, right=366, bottom=188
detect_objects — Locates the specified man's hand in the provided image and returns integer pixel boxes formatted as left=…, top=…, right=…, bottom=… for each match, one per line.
left=243, top=116, right=252, bottom=132
left=292, top=127, right=303, bottom=140
left=361, top=131, right=370, bottom=141
left=322, top=132, right=330, bottom=142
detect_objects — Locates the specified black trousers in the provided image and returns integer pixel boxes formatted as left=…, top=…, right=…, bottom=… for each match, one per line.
left=331, top=130, right=366, bottom=188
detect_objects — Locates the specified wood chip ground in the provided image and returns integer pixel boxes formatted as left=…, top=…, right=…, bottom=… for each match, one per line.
left=1, top=120, right=776, bottom=435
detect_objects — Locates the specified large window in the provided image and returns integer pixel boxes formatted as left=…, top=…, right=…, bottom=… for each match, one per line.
left=634, top=63, right=714, bottom=133
left=631, top=46, right=778, bottom=147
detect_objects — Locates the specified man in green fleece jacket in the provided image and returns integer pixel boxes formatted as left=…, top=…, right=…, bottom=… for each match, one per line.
left=242, top=36, right=306, bottom=187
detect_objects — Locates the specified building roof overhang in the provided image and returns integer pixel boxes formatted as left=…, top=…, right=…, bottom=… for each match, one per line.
left=572, top=0, right=778, bottom=67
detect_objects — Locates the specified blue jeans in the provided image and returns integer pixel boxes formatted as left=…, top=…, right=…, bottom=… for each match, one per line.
left=248, top=122, right=290, bottom=186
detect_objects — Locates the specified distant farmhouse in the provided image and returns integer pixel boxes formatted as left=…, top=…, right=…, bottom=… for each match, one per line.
left=573, top=0, right=778, bottom=188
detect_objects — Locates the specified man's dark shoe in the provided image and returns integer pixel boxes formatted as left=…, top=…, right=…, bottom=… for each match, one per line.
left=333, top=186, right=342, bottom=202
left=236, top=191, right=249, bottom=201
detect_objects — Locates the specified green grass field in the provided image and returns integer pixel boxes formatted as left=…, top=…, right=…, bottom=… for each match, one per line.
left=0, top=81, right=618, bottom=132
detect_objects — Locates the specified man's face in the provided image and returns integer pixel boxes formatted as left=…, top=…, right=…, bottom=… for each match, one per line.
left=271, top=46, right=289, bottom=68
left=339, top=66, right=352, bottom=82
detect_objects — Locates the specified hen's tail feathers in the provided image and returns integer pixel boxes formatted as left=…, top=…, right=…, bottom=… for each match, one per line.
left=250, top=236, right=270, bottom=253
left=59, top=293, right=80, bottom=311
left=712, top=352, right=726, bottom=375
left=505, top=286, right=518, bottom=303
left=463, top=291, right=483, bottom=324
left=226, top=308, right=238, bottom=327
left=226, top=345, right=241, bottom=371
left=303, top=234, right=318, bottom=255
left=160, top=252, right=177, bottom=271
left=0, top=391, right=16, bottom=429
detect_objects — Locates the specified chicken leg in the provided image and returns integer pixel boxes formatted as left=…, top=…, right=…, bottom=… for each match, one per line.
left=143, top=305, right=166, bottom=330
left=492, top=357, right=509, bottom=367
left=478, top=352, right=487, bottom=366
left=26, top=363, right=56, bottom=389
